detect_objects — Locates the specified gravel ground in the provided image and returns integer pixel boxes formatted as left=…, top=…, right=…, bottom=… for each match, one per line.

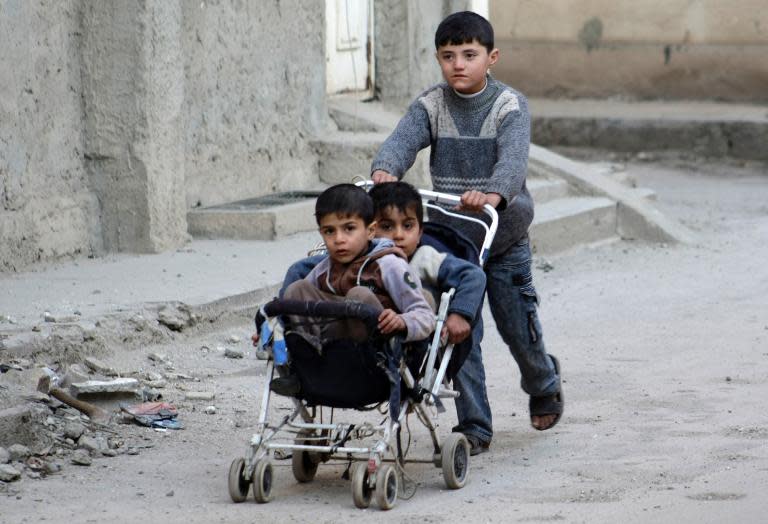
left=1, top=153, right=767, bottom=523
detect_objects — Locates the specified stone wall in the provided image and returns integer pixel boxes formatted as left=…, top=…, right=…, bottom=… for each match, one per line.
left=0, top=1, right=100, bottom=271
left=490, top=0, right=768, bottom=101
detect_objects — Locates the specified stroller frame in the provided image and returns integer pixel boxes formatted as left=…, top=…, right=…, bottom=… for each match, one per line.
left=228, top=187, right=498, bottom=510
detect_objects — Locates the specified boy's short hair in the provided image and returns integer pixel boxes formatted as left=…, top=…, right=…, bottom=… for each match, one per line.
left=315, top=184, right=374, bottom=225
left=435, top=11, right=494, bottom=53
left=369, top=182, right=424, bottom=228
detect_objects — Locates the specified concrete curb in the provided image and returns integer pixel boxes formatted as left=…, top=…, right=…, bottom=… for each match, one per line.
left=529, top=144, right=697, bottom=245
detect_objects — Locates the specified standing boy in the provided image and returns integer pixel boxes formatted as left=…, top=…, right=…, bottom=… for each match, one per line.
left=370, top=11, right=563, bottom=431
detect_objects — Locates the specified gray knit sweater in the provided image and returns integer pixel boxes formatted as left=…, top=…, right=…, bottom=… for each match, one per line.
left=371, top=76, right=532, bottom=257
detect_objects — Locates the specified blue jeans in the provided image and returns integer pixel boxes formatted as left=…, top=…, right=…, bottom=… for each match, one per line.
left=452, top=318, right=493, bottom=443
left=485, top=238, right=559, bottom=396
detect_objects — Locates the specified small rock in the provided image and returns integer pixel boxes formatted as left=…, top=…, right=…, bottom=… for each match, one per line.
left=0, top=464, right=21, bottom=482
left=224, top=348, right=244, bottom=359
left=8, top=444, right=30, bottom=461
left=227, top=334, right=241, bottom=344
left=145, top=379, right=167, bottom=389
left=64, top=421, right=86, bottom=440
left=84, top=357, right=118, bottom=377
left=726, top=376, right=732, bottom=382
left=78, top=436, right=101, bottom=452
left=145, top=371, right=163, bottom=382
left=126, top=448, right=139, bottom=456
left=101, top=449, right=118, bottom=458
left=204, top=406, right=217, bottom=415
left=166, top=490, right=174, bottom=497
left=44, top=461, right=62, bottom=475
left=0, top=447, right=10, bottom=464
left=254, top=349, right=270, bottom=361
left=71, top=450, right=92, bottom=466
left=148, top=352, right=168, bottom=363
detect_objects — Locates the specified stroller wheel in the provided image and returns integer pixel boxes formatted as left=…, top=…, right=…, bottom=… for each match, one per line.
left=350, top=462, right=372, bottom=509
left=375, top=463, right=398, bottom=510
left=227, top=457, right=250, bottom=502
left=292, top=430, right=320, bottom=483
left=252, top=458, right=274, bottom=503
left=441, top=433, right=470, bottom=489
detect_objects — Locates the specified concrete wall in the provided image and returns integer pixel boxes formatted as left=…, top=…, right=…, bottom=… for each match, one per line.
left=374, top=0, right=473, bottom=108
left=0, top=1, right=100, bottom=271
left=490, top=0, right=768, bottom=101
left=0, top=0, right=331, bottom=271
left=182, top=0, right=328, bottom=208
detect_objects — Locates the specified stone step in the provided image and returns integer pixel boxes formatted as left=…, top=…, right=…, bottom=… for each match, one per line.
left=530, top=196, right=617, bottom=254
left=527, top=176, right=570, bottom=204
left=187, top=192, right=321, bottom=241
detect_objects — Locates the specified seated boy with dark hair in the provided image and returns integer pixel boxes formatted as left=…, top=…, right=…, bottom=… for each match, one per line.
left=270, top=183, right=435, bottom=396
left=369, top=181, right=492, bottom=455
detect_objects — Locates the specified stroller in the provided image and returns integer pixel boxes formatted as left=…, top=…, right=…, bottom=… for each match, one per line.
left=227, top=186, right=498, bottom=510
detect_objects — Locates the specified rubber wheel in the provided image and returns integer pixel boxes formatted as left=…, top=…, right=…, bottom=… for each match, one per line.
left=374, top=463, right=398, bottom=510
left=441, top=432, right=469, bottom=489
left=350, top=462, right=372, bottom=509
left=291, top=430, right=320, bottom=483
left=252, top=458, right=274, bottom=503
left=227, top=457, right=250, bottom=502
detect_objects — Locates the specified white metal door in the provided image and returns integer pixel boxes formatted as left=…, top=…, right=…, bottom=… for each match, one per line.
left=325, top=0, right=372, bottom=94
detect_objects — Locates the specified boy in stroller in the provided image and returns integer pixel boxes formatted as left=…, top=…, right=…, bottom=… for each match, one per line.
left=270, top=183, right=435, bottom=396
left=277, top=181, right=491, bottom=454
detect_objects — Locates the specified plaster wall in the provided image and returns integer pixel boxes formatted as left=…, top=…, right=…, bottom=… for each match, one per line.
left=0, top=0, right=100, bottom=271
left=181, top=0, right=329, bottom=208
left=490, top=0, right=768, bottom=101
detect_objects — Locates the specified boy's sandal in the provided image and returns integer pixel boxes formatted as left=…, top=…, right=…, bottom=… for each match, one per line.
left=529, top=354, right=563, bottom=431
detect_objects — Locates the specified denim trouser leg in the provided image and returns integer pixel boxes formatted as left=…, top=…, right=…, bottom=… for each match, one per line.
left=452, top=319, right=493, bottom=443
left=485, top=240, right=559, bottom=397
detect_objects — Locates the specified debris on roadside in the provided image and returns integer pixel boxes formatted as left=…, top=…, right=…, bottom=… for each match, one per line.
left=70, top=378, right=139, bottom=396
left=184, top=391, right=215, bottom=401
left=120, top=402, right=183, bottom=430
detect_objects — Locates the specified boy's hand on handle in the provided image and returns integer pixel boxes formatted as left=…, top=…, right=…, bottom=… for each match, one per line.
left=251, top=333, right=259, bottom=347
left=457, top=190, right=502, bottom=212
left=371, top=170, right=398, bottom=184
left=441, top=313, right=471, bottom=344
left=378, top=308, right=406, bottom=335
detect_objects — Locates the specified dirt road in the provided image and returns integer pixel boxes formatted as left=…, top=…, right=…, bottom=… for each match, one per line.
left=2, top=154, right=767, bottom=523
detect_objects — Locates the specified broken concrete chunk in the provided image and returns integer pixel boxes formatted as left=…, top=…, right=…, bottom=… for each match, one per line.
left=184, top=391, right=215, bottom=401
left=84, top=357, right=118, bottom=377
left=157, top=303, right=197, bottom=331
left=70, top=378, right=139, bottom=395
left=0, top=447, right=9, bottom=464
left=8, top=444, right=30, bottom=461
left=60, top=363, right=91, bottom=388
left=0, top=464, right=21, bottom=482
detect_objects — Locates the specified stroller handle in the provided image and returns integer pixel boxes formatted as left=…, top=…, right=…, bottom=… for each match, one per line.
left=356, top=181, right=499, bottom=266
left=262, top=298, right=381, bottom=334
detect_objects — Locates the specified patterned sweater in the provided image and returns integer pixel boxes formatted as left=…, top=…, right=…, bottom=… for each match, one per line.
left=371, top=76, right=533, bottom=256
